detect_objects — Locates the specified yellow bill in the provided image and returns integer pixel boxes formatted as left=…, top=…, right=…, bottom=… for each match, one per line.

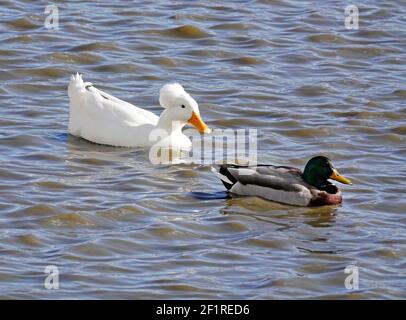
left=188, top=111, right=211, bottom=134
left=330, top=168, right=352, bottom=185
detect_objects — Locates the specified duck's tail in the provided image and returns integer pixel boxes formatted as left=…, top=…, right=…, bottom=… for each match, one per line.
left=211, top=165, right=237, bottom=191
left=68, top=73, right=93, bottom=100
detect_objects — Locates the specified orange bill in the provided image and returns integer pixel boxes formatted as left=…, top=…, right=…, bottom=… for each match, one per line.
left=188, top=111, right=211, bottom=134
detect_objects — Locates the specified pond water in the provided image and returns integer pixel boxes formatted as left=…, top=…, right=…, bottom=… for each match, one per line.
left=0, top=0, right=405, bottom=299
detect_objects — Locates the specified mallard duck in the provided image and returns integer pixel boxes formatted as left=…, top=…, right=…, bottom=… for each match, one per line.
left=213, top=156, right=352, bottom=206
left=67, top=73, right=211, bottom=148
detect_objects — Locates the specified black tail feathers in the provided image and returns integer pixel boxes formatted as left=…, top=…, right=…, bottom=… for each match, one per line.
left=213, top=165, right=237, bottom=190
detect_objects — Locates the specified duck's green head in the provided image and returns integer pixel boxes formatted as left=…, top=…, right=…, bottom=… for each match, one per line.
left=302, top=156, right=352, bottom=188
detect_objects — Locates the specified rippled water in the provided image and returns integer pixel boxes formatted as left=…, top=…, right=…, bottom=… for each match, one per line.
left=0, top=0, right=405, bottom=299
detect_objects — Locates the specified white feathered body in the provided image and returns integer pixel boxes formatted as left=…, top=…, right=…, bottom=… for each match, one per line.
left=68, top=74, right=160, bottom=147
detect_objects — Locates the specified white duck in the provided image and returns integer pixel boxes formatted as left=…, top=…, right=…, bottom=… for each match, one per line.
left=67, top=73, right=211, bottom=148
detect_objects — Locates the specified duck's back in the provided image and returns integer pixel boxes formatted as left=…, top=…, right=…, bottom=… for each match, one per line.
left=217, top=164, right=314, bottom=206
left=68, top=74, right=159, bottom=147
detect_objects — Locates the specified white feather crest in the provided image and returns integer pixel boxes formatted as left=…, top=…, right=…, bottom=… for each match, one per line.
left=159, top=83, right=190, bottom=109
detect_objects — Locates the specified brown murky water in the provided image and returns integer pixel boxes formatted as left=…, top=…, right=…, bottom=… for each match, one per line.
left=0, top=1, right=405, bottom=299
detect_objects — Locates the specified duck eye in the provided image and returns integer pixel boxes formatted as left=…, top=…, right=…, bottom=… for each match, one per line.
left=181, top=105, right=186, bottom=108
